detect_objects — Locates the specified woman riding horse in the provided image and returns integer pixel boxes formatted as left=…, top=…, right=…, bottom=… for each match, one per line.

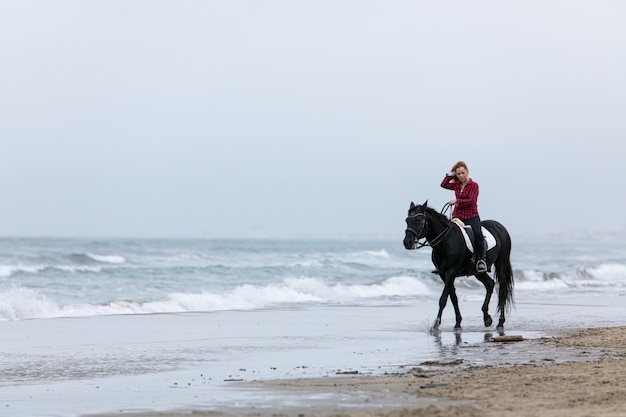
left=441, top=161, right=487, bottom=273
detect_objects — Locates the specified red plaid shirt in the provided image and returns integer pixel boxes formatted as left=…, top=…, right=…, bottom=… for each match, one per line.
left=440, top=174, right=480, bottom=220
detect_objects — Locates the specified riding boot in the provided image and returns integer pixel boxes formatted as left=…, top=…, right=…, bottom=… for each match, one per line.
left=476, top=250, right=487, bottom=273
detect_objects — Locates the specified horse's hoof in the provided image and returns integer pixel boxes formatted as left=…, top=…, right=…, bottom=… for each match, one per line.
left=429, top=325, right=441, bottom=334
left=496, top=325, right=504, bottom=332
left=454, top=325, right=462, bottom=332
left=484, top=316, right=493, bottom=327
left=431, top=321, right=441, bottom=332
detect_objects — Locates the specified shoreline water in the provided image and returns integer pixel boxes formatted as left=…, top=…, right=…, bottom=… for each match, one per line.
left=82, top=326, right=626, bottom=417
left=2, top=294, right=625, bottom=417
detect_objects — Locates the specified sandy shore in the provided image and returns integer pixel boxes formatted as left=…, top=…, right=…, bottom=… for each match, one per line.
left=89, top=326, right=626, bottom=417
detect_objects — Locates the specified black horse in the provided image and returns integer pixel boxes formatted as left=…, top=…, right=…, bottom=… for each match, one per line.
left=403, top=200, right=514, bottom=331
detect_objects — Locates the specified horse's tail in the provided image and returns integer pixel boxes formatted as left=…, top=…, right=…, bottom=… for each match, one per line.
left=494, top=231, right=515, bottom=316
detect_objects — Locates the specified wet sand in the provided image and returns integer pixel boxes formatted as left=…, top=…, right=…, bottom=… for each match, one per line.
left=89, top=326, right=626, bottom=417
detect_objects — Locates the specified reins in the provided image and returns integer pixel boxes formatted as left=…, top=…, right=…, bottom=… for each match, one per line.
left=441, top=202, right=453, bottom=219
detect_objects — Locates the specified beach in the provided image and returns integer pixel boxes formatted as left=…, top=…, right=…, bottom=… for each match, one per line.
left=2, top=298, right=625, bottom=417
left=87, top=326, right=626, bottom=417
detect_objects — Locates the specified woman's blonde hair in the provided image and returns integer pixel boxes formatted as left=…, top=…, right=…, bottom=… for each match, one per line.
left=451, top=161, right=468, bottom=173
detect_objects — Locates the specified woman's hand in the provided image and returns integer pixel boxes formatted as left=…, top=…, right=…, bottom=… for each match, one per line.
left=449, top=199, right=457, bottom=206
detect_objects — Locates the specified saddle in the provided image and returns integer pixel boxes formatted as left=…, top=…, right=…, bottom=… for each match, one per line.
left=450, top=218, right=496, bottom=253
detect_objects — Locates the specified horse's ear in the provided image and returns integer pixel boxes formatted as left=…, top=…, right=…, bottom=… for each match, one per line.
left=423, top=199, right=428, bottom=208
left=410, top=201, right=415, bottom=209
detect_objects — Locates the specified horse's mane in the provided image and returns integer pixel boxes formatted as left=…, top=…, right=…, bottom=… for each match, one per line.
left=423, top=205, right=450, bottom=228
left=409, top=202, right=450, bottom=228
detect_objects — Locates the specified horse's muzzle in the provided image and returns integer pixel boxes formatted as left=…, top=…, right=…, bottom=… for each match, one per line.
left=403, top=232, right=417, bottom=250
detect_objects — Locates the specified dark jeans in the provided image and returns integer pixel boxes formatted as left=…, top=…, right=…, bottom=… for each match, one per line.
left=464, top=216, right=485, bottom=259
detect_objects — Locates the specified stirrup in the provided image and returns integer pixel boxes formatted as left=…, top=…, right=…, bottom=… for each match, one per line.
left=476, top=259, right=487, bottom=273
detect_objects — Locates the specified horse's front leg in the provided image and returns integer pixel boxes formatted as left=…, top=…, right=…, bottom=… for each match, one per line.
left=431, top=274, right=448, bottom=331
left=475, top=272, right=495, bottom=327
left=432, top=275, right=461, bottom=331
left=448, top=281, right=463, bottom=331
left=432, top=284, right=447, bottom=331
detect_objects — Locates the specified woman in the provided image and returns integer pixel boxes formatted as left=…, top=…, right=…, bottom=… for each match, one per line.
left=441, top=161, right=487, bottom=273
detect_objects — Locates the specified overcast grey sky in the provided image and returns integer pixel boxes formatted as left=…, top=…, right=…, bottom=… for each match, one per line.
left=1, top=1, right=625, bottom=239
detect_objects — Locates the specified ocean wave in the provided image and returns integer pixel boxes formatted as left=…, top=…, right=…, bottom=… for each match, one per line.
left=0, top=264, right=46, bottom=277
left=585, top=263, right=626, bottom=281
left=55, top=265, right=103, bottom=273
left=341, top=249, right=393, bottom=265
left=0, top=286, right=61, bottom=319
left=68, top=253, right=127, bottom=265
left=279, top=249, right=394, bottom=269
left=514, top=262, right=626, bottom=291
left=362, top=249, right=391, bottom=258
left=87, top=253, right=126, bottom=264
left=0, top=263, right=103, bottom=277
left=0, top=276, right=434, bottom=321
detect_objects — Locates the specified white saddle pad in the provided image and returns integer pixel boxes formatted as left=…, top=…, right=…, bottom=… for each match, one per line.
left=451, top=218, right=496, bottom=253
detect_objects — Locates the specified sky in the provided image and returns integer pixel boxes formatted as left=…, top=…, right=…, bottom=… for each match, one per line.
left=1, top=1, right=625, bottom=240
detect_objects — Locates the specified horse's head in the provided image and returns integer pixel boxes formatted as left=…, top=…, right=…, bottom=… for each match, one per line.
left=403, top=200, right=428, bottom=250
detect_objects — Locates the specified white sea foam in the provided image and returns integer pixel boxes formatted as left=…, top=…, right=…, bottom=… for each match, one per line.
left=0, top=276, right=433, bottom=321
left=0, top=263, right=103, bottom=277
left=0, top=264, right=46, bottom=277
left=55, top=265, right=103, bottom=273
left=515, top=270, right=569, bottom=290
left=514, top=262, right=626, bottom=293
left=283, top=275, right=431, bottom=300
left=586, top=263, right=626, bottom=281
left=86, top=253, right=126, bottom=264
left=0, top=286, right=61, bottom=320
left=362, top=249, right=391, bottom=258
left=515, top=272, right=569, bottom=291
left=288, top=249, right=393, bottom=269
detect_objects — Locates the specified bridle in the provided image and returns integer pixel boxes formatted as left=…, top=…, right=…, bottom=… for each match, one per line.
left=405, top=203, right=454, bottom=249
left=405, top=212, right=429, bottom=249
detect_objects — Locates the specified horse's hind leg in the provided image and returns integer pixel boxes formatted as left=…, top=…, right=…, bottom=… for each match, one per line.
left=497, top=311, right=506, bottom=331
left=475, top=272, right=494, bottom=327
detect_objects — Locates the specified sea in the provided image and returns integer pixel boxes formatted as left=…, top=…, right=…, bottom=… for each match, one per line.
left=1, top=236, right=625, bottom=416
left=1, top=236, right=625, bottom=321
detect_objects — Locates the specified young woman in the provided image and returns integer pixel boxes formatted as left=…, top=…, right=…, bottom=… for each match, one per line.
left=441, top=161, right=487, bottom=273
